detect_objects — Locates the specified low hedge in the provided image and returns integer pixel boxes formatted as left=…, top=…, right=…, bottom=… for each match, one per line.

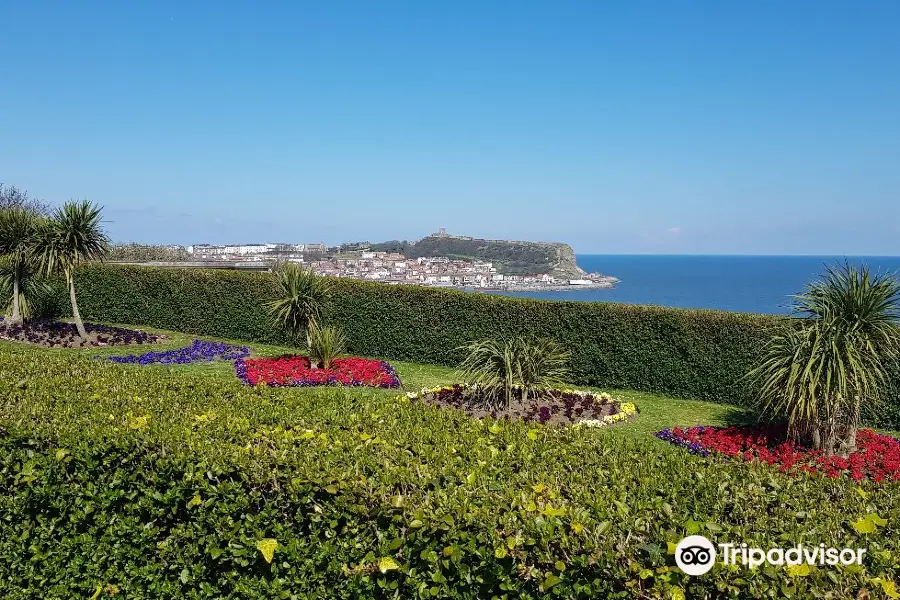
left=65, top=263, right=899, bottom=428
left=0, top=347, right=897, bottom=598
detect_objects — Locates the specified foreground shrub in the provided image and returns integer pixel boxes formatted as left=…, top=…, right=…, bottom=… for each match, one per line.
left=657, top=425, right=900, bottom=483
left=0, top=346, right=898, bottom=598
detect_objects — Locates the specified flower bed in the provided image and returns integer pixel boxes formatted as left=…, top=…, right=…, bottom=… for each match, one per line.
left=0, top=319, right=162, bottom=348
left=236, top=355, right=401, bottom=388
left=107, top=339, right=250, bottom=365
left=406, top=384, right=638, bottom=426
left=656, top=425, right=900, bottom=482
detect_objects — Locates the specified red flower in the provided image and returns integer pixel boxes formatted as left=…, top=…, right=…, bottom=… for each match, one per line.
left=661, top=425, right=900, bottom=484
left=236, top=355, right=401, bottom=388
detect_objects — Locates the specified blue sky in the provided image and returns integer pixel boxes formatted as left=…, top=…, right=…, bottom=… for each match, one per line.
left=1, top=1, right=898, bottom=254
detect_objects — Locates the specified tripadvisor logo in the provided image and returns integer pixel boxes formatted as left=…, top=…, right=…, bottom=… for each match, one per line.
left=675, top=535, right=866, bottom=576
left=675, top=535, right=716, bottom=575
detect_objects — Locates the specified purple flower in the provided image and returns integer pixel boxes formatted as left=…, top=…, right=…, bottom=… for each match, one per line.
left=655, top=428, right=711, bottom=457
left=107, top=339, right=250, bottom=365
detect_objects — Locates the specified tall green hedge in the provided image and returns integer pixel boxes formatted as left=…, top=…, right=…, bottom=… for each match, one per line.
left=69, top=263, right=900, bottom=427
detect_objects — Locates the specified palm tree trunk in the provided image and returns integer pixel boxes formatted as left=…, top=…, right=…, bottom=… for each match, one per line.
left=9, top=275, right=22, bottom=324
left=822, top=415, right=838, bottom=457
left=68, top=273, right=87, bottom=338
left=811, top=422, right=822, bottom=451
left=842, top=397, right=861, bottom=457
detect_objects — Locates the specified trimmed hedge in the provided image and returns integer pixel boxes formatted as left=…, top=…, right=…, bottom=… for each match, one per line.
left=68, top=263, right=900, bottom=428
left=1, top=346, right=898, bottom=599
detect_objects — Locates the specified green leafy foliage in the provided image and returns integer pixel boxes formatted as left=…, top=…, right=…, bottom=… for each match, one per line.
left=457, top=337, right=571, bottom=408
left=107, top=243, right=191, bottom=262
left=0, top=345, right=898, bottom=598
left=37, top=200, right=109, bottom=337
left=63, top=263, right=900, bottom=428
left=308, top=323, right=346, bottom=369
left=751, top=264, right=900, bottom=454
left=265, top=262, right=331, bottom=346
left=0, top=206, right=47, bottom=322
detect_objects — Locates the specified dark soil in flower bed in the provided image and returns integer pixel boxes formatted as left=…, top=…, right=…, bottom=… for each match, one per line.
left=0, top=320, right=164, bottom=348
left=415, top=384, right=628, bottom=425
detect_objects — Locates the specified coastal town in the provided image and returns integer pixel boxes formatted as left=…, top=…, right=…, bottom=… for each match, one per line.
left=179, top=239, right=619, bottom=292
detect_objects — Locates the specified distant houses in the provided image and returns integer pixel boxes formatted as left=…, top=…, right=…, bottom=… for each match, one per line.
left=131, top=241, right=617, bottom=291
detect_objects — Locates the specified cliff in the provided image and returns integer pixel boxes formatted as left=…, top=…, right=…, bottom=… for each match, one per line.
left=401, top=232, right=586, bottom=277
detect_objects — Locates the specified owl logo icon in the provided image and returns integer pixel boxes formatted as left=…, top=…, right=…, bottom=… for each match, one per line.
left=675, top=535, right=716, bottom=576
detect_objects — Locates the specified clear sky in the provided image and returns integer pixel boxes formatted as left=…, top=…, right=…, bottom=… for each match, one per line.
left=1, top=1, right=898, bottom=254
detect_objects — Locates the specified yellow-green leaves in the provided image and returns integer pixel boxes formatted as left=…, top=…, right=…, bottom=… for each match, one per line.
left=852, top=513, right=887, bottom=534
left=187, top=494, right=202, bottom=509
left=256, top=538, right=278, bottom=564
left=854, top=518, right=876, bottom=534
left=378, top=556, right=399, bottom=573
left=669, top=587, right=686, bottom=600
left=127, top=414, right=151, bottom=430
left=541, top=573, right=562, bottom=591
left=786, top=563, right=811, bottom=577
left=882, top=579, right=900, bottom=599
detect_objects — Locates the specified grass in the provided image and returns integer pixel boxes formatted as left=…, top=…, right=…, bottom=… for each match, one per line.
left=0, top=320, right=755, bottom=443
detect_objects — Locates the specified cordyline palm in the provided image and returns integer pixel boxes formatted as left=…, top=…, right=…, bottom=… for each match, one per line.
left=0, top=207, right=45, bottom=323
left=750, top=263, right=900, bottom=456
left=266, top=263, right=332, bottom=347
left=0, top=254, right=49, bottom=322
left=38, top=200, right=109, bottom=338
left=308, top=323, right=346, bottom=369
left=457, top=337, right=571, bottom=409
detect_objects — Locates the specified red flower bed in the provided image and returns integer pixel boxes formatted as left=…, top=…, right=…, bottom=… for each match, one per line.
left=235, top=355, right=401, bottom=389
left=657, top=425, right=900, bottom=483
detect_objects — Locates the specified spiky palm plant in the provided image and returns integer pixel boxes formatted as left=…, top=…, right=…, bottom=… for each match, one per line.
left=0, top=254, right=51, bottom=321
left=0, top=207, right=45, bottom=323
left=515, top=337, right=572, bottom=404
left=750, top=263, right=900, bottom=455
left=457, top=337, right=572, bottom=409
left=266, top=263, right=332, bottom=347
left=37, top=200, right=109, bottom=337
left=308, top=323, right=346, bottom=369
left=457, top=339, right=516, bottom=409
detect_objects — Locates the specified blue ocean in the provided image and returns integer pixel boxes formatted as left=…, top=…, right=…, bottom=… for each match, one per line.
left=490, top=255, right=900, bottom=315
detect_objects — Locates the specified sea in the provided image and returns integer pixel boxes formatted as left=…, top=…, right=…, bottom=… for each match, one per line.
left=488, top=255, right=900, bottom=315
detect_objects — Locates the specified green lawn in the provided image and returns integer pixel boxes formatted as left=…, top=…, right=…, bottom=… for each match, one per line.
left=0, top=321, right=752, bottom=442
